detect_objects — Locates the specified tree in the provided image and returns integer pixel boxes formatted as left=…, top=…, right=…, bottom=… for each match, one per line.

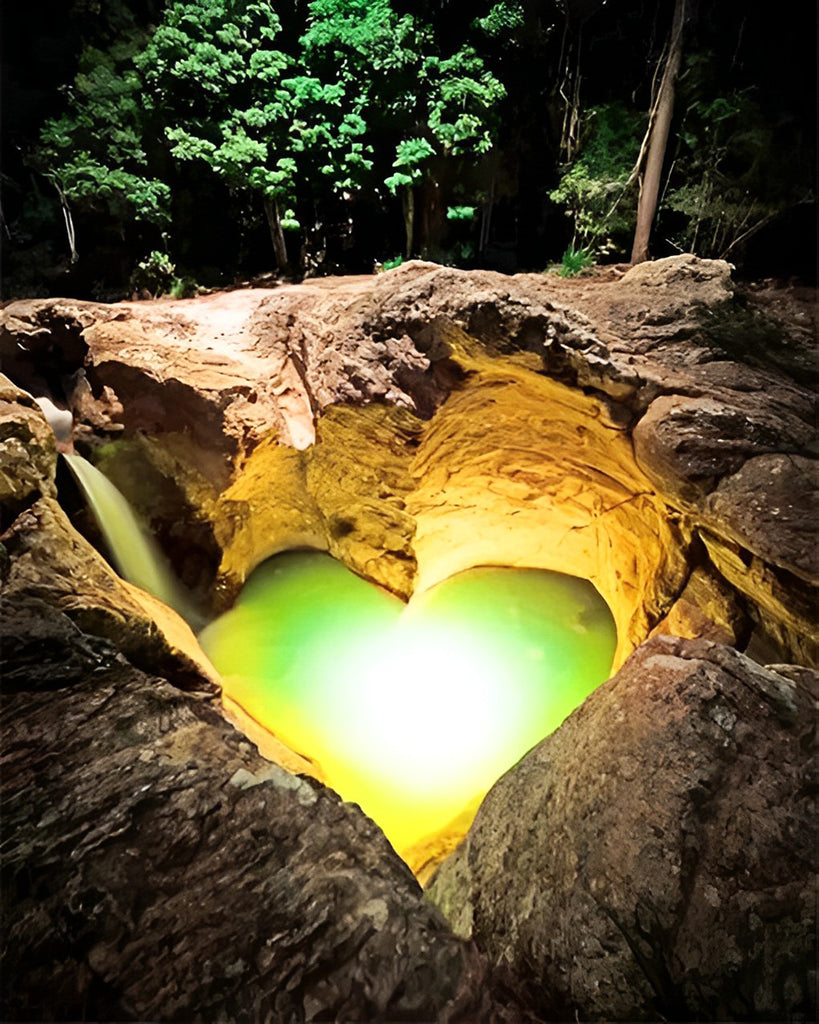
left=303, top=0, right=506, bottom=260
left=136, top=0, right=297, bottom=272
left=663, top=63, right=814, bottom=261
left=32, top=35, right=171, bottom=265
left=549, top=102, right=643, bottom=261
left=630, top=0, right=691, bottom=264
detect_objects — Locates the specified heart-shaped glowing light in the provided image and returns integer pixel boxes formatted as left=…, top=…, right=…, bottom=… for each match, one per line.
left=200, top=551, right=616, bottom=852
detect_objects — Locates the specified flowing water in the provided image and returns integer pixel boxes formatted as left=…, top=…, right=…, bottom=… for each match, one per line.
left=199, top=550, right=617, bottom=853
left=63, top=453, right=199, bottom=625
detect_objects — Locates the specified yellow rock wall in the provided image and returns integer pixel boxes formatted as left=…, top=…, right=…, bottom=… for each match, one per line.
left=213, top=334, right=694, bottom=669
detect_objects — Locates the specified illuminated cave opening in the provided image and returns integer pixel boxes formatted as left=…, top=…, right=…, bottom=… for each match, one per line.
left=199, top=549, right=617, bottom=857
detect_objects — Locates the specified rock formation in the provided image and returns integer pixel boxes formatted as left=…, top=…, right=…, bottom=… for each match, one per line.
left=0, top=378, right=522, bottom=1023
left=1, top=256, right=815, bottom=1020
left=427, top=634, right=816, bottom=1021
left=3, top=256, right=814, bottom=666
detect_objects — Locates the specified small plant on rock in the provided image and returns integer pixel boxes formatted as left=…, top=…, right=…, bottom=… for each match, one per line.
left=559, top=246, right=595, bottom=277
left=130, top=250, right=175, bottom=297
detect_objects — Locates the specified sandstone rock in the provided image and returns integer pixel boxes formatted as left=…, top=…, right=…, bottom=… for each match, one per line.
left=1, top=258, right=814, bottom=671
left=427, top=635, right=816, bottom=1022
left=0, top=265, right=815, bottom=1019
left=632, top=393, right=814, bottom=505
left=649, top=565, right=749, bottom=648
left=2, top=495, right=220, bottom=693
left=703, top=454, right=818, bottom=583
left=0, top=375, right=57, bottom=524
left=1, top=601, right=518, bottom=1023
left=619, top=253, right=735, bottom=299
left=0, top=380, right=220, bottom=692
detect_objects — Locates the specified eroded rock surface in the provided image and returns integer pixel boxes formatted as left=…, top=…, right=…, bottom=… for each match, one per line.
left=1, top=259, right=816, bottom=1021
left=427, top=635, right=817, bottom=1022
left=2, top=257, right=813, bottom=666
left=0, top=377, right=57, bottom=525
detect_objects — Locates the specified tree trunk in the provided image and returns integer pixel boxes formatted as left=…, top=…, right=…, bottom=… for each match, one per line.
left=263, top=196, right=290, bottom=275
left=402, top=186, right=415, bottom=258
left=420, top=175, right=444, bottom=258
left=50, top=177, right=79, bottom=263
left=479, top=176, right=495, bottom=256
left=630, top=0, right=688, bottom=265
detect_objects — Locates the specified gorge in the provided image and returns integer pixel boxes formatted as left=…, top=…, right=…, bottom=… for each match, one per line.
left=0, top=256, right=815, bottom=1021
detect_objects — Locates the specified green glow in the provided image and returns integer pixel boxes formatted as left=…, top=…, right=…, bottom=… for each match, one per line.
left=199, top=551, right=616, bottom=852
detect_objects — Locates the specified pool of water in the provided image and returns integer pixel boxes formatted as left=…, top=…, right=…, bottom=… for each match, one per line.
left=199, top=550, right=617, bottom=853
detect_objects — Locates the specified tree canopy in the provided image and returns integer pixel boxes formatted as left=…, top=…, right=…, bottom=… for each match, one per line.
left=1, top=0, right=814, bottom=296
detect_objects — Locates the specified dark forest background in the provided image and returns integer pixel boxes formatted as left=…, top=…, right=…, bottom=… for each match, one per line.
left=2, top=1, right=815, bottom=300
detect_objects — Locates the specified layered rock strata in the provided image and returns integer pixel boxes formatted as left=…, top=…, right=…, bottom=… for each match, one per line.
left=2, top=256, right=815, bottom=667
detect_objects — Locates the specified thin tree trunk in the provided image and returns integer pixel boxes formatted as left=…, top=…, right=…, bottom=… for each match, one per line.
left=403, top=187, right=415, bottom=258
left=420, top=174, right=444, bottom=257
left=263, top=196, right=290, bottom=275
left=558, top=26, right=583, bottom=164
left=630, top=0, right=687, bottom=264
left=50, top=178, right=78, bottom=263
left=479, top=176, right=495, bottom=255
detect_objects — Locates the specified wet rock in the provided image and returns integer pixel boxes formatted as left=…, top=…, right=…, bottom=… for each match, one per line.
left=0, top=263, right=815, bottom=1018
left=427, top=635, right=817, bottom=1023
left=0, top=380, right=219, bottom=693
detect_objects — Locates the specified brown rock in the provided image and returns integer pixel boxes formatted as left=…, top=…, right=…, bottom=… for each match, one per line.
left=427, top=635, right=816, bottom=1022
left=633, top=393, right=813, bottom=505
left=649, top=565, right=749, bottom=647
left=703, top=453, right=818, bottom=583
left=0, top=375, right=57, bottom=524
left=2, top=495, right=220, bottom=693
left=0, top=602, right=517, bottom=1023
left=2, top=258, right=814, bottom=670
left=619, top=252, right=735, bottom=299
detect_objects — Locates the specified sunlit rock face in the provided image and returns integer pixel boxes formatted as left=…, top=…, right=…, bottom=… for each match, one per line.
left=2, top=257, right=813, bottom=671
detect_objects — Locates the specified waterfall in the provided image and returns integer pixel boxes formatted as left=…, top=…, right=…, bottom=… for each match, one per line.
left=63, top=453, right=200, bottom=626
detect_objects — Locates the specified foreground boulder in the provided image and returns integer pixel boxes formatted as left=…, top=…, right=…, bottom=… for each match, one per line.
left=428, top=635, right=816, bottom=1022
left=0, top=600, right=520, bottom=1023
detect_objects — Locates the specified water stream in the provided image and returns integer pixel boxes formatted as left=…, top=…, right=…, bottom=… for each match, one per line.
left=63, top=453, right=199, bottom=625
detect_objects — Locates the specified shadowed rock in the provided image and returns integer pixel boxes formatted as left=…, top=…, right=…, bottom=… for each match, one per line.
left=0, top=601, right=521, bottom=1023
left=427, top=635, right=817, bottom=1022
